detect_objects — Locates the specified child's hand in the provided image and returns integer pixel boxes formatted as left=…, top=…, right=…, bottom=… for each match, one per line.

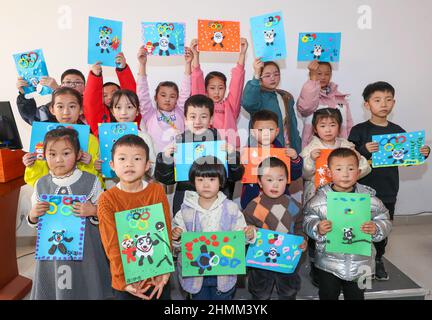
left=240, top=38, right=248, bottom=54
left=172, top=227, right=183, bottom=241
left=94, top=159, right=103, bottom=172
left=79, top=151, right=92, bottom=165
left=16, top=77, right=28, bottom=94
left=299, top=239, right=308, bottom=252
left=125, top=280, right=152, bottom=300
left=365, top=142, right=379, bottom=153
left=253, top=58, right=264, bottom=78
left=140, top=273, right=170, bottom=300
left=115, top=52, right=127, bottom=69
left=221, top=142, right=235, bottom=155
left=244, top=225, right=256, bottom=241
left=23, top=152, right=37, bottom=167
left=39, top=77, right=60, bottom=90
left=190, top=38, right=199, bottom=56
left=318, top=220, right=332, bottom=236
left=310, top=149, right=321, bottom=161
left=91, top=62, right=102, bottom=77
left=420, top=146, right=431, bottom=158
left=163, top=143, right=176, bottom=159
left=285, top=147, right=298, bottom=159
left=137, top=46, right=148, bottom=65
left=29, top=201, right=50, bottom=224
left=73, top=201, right=97, bottom=218
left=184, top=47, right=193, bottom=64
left=308, top=60, right=320, bottom=81
left=361, top=221, right=377, bottom=235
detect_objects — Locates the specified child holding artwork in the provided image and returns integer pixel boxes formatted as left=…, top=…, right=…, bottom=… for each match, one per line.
left=303, top=148, right=392, bottom=300
left=241, top=110, right=303, bottom=210
left=27, top=127, right=112, bottom=299
left=242, top=58, right=302, bottom=153
left=172, top=156, right=256, bottom=300
left=16, top=69, right=86, bottom=124
left=189, top=37, right=247, bottom=148
left=348, top=81, right=430, bottom=280
left=243, top=157, right=307, bottom=300
left=22, top=87, right=103, bottom=187
left=97, top=134, right=172, bottom=300
left=94, top=89, right=156, bottom=189
left=154, top=94, right=244, bottom=216
left=84, top=53, right=140, bottom=136
left=136, top=45, right=192, bottom=154
left=297, top=61, right=353, bottom=148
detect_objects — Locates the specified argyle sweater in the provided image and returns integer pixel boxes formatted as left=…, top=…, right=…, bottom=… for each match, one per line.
left=243, top=193, right=305, bottom=236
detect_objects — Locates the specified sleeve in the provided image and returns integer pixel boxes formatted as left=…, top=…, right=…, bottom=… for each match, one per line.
left=154, top=152, right=175, bottom=185
left=116, top=64, right=136, bottom=92
left=302, top=201, right=326, bottom=242
left=16, top=94, right=44, bottom=125
left=296, top=80, right=321, bottom=117
left=77, top=134, right=105, bottom=188
left=293, top=209, right=306, bottom=238
left=348, top=125, right=372, bottom=160
left=176, top=73, right=191, bottom=115
left=300, top=143, right=316, bottom=180
left=139, top=131, right=157, bottom=175
left=24, top=160, right=49, bottom=187
left=243, top=201, right=262, bottom=227
left=288, top=98, right=302, bottom=153
left=136, top=75, right=157, bottom=124
left=225, top=63, right=245, bottom=120
left=157, top=184, right=172, bottom=245
left=371, top=197, right=392, bottom=242
left=83, top=71, right=110, bottom=136
left=191, top=64, right=206, bottom=95
left=89, top=178, right=104, bottom=204
left=26, top=182, right=40, bottom=228
left=227, top=151, right=244, bottom=182
left=290, top=155, right=303, bottom=181
left=172, top=209, right=187, bottom=249
left=344, top=101, right=354, bottom=136
left=241, top=78, right=263, bottom=115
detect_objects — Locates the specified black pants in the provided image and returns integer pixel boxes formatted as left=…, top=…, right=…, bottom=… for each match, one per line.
left=247, top=268, right=300, bottom=300
left=373, top=202, right=395, bottom=260
left=113, top=282, right=171, bottom=300
left=317, top=269, right=364, bottom=300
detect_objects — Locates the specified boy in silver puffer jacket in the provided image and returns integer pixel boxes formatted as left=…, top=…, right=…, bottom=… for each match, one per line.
left=303, top=148, right=392, bottom=300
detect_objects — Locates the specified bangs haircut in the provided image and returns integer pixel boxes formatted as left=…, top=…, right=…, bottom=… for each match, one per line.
left=109, top=89, right=140, bottom=110
left=111, top=134, right=149, bottom=161
left=189, top=156, right=227, bottom=189
left=43, top=127, right=80, bottom=157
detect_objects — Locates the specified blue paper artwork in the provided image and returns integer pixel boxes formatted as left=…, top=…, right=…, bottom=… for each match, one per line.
left=141, top=22, right=186, bottom=56
left=297, top=32, right=341, bottom=62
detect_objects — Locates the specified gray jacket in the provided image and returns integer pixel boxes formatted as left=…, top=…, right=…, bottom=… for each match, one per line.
left=303, top=183, right=392, bottom=281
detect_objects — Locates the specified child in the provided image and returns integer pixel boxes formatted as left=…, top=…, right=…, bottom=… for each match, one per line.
left=97, top=134, right=171, bottom=300
left=303, top=148, right=392, bottom=300
left=242, top=58, right=302, bottom=153
left=243, top=157, right=307, bottom=300
left=16, top=69, right=86, bottom=125
left=297, top=61, right=353, bottom=148
left=190, top=38, right=247, bottom=148
left=154, top=94, right=244, bottom=216
left=172, top=156, right=255, bottom=300
left=301, top=108, right=371, bottom=204
left=27, top=127, right=112, bottom=299
left=84, top=53, right=140, bottom=136
left=137, top=45, right=192, bottom=154
left=94, top=89, right=156, bottom=189
left=241, top=110, right=303, bottom=210
left=348, top=81, right=430, bottom=280
left=22, top=87, right=103, bottom=187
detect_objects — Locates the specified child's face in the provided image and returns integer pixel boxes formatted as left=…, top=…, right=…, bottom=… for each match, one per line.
left=110, top=145, right=150, bottom=184
left=365, top=91, right=395, bottom=119
left=328, top=156, right=361, bottom=192
left=195, top=176, right=220, bottom=200
left=111, top=95, right=138, bottom=123
left=314, top=117, right=339, bottom=144
left=61, top=75, right=85, bottom=95
left=258, top=166, right=287, bottom=199
left=316, top=64, right=332, bottom=88
left=156, top=86, right=178, bottom=112
left=185, top=106, right=212, bottom=135
left=49, top=93, right=83, bottom=124
left=103, top=84, right=119, bottom=107
left=252, top=120, right=279, bottom=147
left=206, top=77, right=226, bottom=104
left=260, top=65, right=280, bottom=90
left=45, top=138, right=80, bottom=177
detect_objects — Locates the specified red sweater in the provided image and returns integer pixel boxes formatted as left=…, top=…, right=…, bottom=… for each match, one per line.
left=83, top=64, right=142, bottom=136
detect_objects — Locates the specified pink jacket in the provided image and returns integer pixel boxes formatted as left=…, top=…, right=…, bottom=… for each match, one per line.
left=297, top=80, right=353, bottom=148
left=191, top=64, right=245, bottom=147
left=137, top=74, right=191, bottom=154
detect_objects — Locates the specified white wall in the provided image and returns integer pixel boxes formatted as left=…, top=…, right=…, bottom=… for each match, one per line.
left=1, top=0, right=431, bottom=222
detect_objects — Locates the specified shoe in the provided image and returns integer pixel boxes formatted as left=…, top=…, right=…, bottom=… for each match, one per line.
left=309, top=263, right=319, bottom=287
left=375, top=259, right=389, bottom=281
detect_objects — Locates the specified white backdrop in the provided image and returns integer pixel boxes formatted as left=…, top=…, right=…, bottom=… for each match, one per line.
left=1, top=0, right=431, bottom=219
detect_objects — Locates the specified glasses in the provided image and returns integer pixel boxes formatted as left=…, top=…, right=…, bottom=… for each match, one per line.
left=62, top=81, right=85, bottom=87
left=260, top=73, right=280, bottom=80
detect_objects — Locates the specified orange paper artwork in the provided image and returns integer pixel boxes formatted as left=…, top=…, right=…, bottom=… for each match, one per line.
left=241, top=148, right=291, bottom=184
left=198, top=19, right=241, bottom=52
left=314, top=149, right=333, bottom=188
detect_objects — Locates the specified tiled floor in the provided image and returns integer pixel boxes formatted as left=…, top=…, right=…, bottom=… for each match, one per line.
left=16, top=216, right=432, bottom=300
